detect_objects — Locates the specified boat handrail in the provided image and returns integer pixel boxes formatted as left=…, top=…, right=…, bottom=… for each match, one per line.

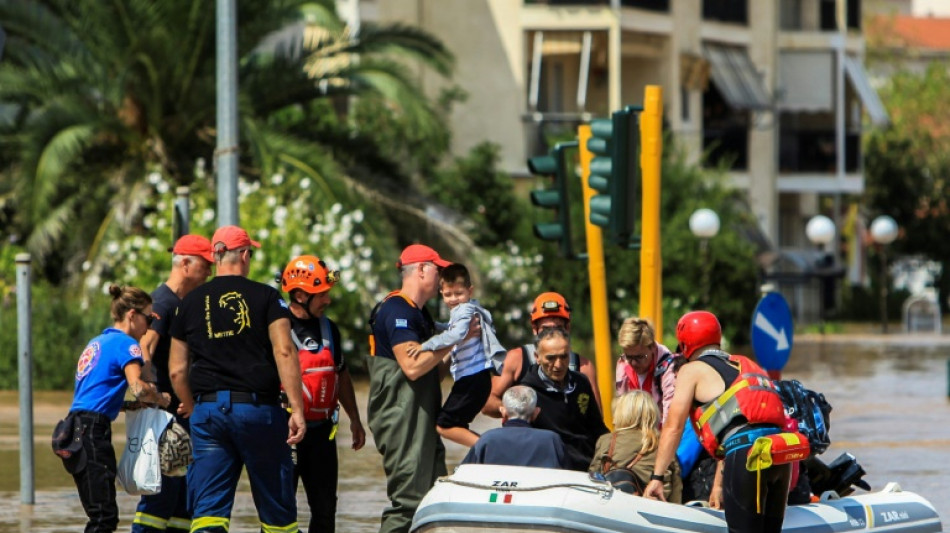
left=436, top=476, right=614, bottom=497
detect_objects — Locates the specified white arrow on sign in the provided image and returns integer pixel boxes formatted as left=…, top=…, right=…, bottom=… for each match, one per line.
left=754, top=312, right=790, bottom=352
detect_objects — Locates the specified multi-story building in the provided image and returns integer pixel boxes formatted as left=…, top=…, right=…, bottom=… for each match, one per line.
left=346, top=0, right=887, bottom=255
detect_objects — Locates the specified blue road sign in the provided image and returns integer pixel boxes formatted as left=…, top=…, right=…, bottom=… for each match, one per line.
left=751, top=292, right=794, bottom=371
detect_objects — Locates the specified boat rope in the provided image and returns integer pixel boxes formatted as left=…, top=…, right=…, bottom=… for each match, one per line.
left=436, top=477, right=612, bottom=496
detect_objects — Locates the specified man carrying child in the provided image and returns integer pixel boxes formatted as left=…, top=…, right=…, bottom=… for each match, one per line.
left=408, top=263, right=506, bottom=447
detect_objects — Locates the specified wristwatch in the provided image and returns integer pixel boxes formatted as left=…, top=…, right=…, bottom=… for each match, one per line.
left=650, top=473, right=665, bottom=482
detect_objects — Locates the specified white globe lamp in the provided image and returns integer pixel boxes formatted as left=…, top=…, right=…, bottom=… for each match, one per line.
left=689, top=208, right=721, bottom=239
left=805, top=215, right=835, bottom=246
left=870, top=215, right=898, bottom=245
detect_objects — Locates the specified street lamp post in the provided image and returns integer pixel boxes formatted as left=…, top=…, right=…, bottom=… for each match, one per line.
left=689, top=208, right=720, bottom=308
left=806, top=215, right=836, bottom=331
left=870, top=215, right=899, bottom=334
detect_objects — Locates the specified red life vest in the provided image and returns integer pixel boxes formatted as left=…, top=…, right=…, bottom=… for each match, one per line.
left=690, top=353, right=787, bottom=459
left=293, top=315, right=339, bottom=422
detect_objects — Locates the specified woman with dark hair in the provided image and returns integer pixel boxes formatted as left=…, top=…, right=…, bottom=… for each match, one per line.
left=61, top=284, right=169, bottom=533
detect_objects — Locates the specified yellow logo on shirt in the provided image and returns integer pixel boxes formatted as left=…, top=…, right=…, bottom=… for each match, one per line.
left=577, top=393, right=590, bottom=415
left=205, top=292, right=251, bottom=338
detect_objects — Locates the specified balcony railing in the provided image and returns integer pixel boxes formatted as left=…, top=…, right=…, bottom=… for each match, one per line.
left=524, top=0, right=670, bottom=11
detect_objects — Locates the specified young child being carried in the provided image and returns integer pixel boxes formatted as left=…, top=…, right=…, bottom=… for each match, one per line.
left=407, top=263, right=506, bottom=447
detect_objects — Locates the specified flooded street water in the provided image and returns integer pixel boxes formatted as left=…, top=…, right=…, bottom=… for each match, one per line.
left=1, top=335, right=947, bottom=532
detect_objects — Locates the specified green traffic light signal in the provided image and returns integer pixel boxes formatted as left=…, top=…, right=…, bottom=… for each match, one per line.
left=527, top=142, right=577, bottom=258
left=528, top=155, right=557, bottom=175
left=585, top=108, right=640, bottom=246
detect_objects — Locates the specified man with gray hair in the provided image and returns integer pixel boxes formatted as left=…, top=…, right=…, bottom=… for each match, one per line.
left=169, top=225, right=305, bottom=533
left=461, top=385, right=566, bottom=468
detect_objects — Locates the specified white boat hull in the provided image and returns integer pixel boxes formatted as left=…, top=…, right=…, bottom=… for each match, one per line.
left=411, top=464, right=942, bottom=533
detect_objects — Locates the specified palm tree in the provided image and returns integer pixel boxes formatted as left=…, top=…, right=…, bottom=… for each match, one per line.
left=0, top=0, right=461, bottom=282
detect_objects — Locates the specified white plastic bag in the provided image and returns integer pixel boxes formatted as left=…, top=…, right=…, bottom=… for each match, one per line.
left=117, top=407, right=173, bottom=495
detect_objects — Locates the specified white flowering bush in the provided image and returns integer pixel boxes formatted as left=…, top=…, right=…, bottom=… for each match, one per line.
left=470, top=240, right=546, bottom=347
left=79, top=166, right=545, bottom=370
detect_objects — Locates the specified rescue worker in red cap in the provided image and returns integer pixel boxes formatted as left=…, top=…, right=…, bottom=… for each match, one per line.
left=280, top=255, right=365, bottom=533
left=367, top=243, right=454, bottom=533
left=644, top=311, right=791, bottom=533
left=483, top=291, right=601, bottom=417
left=169, top=225, right=305, bottom=533
left=132, top=234, right=213, bottom=533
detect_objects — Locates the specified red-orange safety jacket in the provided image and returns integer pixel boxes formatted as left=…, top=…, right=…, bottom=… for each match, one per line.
left=690, top=352, right=787, bottom=459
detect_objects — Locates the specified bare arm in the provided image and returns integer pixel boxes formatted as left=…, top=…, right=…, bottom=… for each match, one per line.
left=393, top=341, right=451, bottom=381
left=578, top=357, right=602, bottom=413
left=269, top=317, right=306, bottom=445
left=169, top=338, right=193, bottom=417
left=643, top=364, right=699, bottom=501
left=482, top=347, right=522, bottom=418
left=125, top=362, right=169, bottom=408
left=709, top=459, right=724, bottom=508
left=138, top=329, right=160, bottom=383
left=337, top=369, right=365, bottom=450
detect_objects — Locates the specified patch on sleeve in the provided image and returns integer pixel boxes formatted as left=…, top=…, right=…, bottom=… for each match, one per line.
left=394, top=318, right=409, bottom=329
left=129, top=344, right=143, bottom=360
left=278, top=299, right=289, bottom=309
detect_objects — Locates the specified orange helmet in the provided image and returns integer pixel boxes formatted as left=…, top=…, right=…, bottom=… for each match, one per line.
left=676, top=311, right=722, bottom=359
left=530, top=292, right=571, bottom=323
left=280, top=255, right=340, bottom=294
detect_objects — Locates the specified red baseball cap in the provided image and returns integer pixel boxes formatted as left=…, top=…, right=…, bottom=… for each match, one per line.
left=395, top=244, right=451, bottom=269
left=169, top=234, right=214, bottom=262
left=212, top=225, right=261, bottom=251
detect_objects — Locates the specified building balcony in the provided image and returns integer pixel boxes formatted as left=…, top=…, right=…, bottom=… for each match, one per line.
left=524, top=0, right=669, bottom=11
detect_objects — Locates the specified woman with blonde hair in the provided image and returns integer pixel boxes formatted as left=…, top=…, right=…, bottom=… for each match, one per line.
left=615, top=317, right=678, bottom=424
left=590, top=391, right=682, bottom=502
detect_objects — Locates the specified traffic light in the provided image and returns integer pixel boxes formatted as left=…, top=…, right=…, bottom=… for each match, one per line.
left=586, top=107, right=640, bottom=246
left=528, top=141, right=576, bottom=258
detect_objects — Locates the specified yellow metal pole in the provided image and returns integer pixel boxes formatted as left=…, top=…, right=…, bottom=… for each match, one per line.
left=639, top=86, right=664, bottom=335
left=579, top=125, right=614, bottom=430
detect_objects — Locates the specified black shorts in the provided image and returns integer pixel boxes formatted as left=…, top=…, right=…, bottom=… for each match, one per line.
left=436, top=368, right=493, bottom=429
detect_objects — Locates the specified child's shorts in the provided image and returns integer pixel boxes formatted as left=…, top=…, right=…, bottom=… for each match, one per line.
left=436, top=368, right=493, bottom=429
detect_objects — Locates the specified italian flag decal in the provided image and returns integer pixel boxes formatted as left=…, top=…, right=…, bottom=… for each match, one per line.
left=489, top=493, right=513, bottom=503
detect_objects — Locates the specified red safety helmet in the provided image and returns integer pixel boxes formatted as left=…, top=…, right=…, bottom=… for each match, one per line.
left=280, top=255, right=340, bottom=294
left=530, top=292, right=571, bottom=323
left=676, top=311, right=722, bottom=359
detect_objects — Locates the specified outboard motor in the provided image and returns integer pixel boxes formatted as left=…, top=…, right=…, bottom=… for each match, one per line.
left=807, top=453, right=871, bottom=497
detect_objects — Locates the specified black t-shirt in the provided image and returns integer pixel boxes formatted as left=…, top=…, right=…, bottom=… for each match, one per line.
left=149, top=283, right=181, bottom=399
left=170, top=275, right=292, bottom=395
left=290, top=315, right=345, bottom=372
left=370, top=294, right=435, bottom=360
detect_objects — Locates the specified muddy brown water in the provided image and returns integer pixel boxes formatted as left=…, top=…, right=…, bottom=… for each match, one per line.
left=1, top=335, right=947, bottom=532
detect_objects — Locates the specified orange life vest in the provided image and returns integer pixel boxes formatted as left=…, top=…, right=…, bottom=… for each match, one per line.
left=690, top=353, right=787, bottom=459
left=293, top=315, right=339, bottom=422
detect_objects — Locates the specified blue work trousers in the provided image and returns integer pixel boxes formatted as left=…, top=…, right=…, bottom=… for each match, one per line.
left=187, top=391, right=298, bottom=533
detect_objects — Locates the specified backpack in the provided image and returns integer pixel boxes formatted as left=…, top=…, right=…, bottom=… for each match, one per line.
left=599, top=433, right=647, bottom=495
left=774, top=379, right=832, bottom=456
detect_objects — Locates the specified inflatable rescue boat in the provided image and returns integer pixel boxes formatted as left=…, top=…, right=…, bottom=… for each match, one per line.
left=411, top=464, right=942, bottom=533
